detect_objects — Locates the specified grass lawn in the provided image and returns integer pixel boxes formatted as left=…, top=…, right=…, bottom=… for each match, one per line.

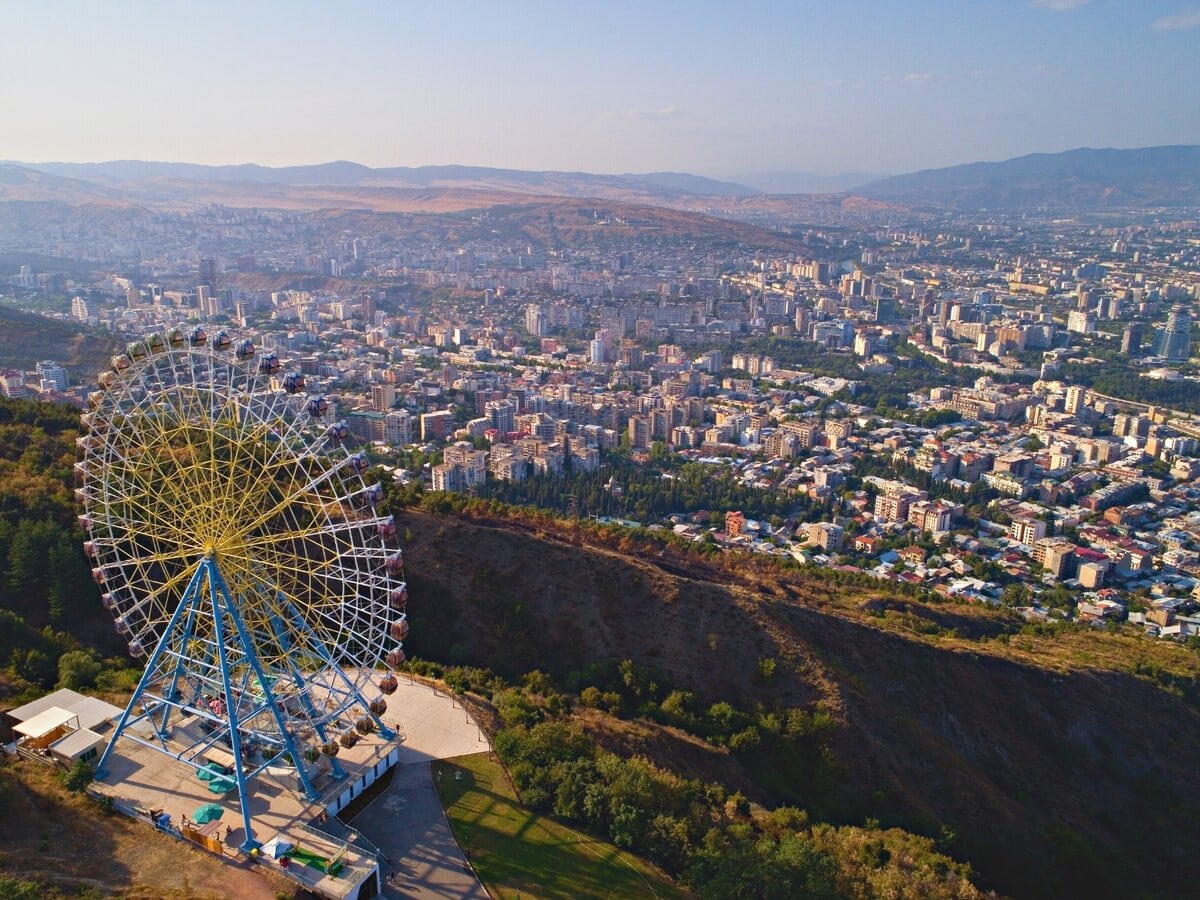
left=434, top=752, right=690, bottom=900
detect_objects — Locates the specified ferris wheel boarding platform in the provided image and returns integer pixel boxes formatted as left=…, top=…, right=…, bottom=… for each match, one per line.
left=89, top=684, right=399, bottom=899
left=89, top=675, right=491, bottom=899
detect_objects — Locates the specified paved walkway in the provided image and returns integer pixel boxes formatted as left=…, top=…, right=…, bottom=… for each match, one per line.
left=349, top=680, right=490, bottom=898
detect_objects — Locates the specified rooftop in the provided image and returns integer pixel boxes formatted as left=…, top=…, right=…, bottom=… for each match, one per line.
left=6, top=688, right=122, bottom=734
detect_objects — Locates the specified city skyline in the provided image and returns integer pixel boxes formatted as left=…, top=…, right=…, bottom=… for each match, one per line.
left=3, top=1, right=1199, bottom=178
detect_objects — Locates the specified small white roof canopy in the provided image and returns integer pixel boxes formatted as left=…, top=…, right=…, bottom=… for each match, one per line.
left=13, top=706, right=78, bottom=739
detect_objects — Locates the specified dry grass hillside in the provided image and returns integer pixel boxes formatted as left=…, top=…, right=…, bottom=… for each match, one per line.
left=399, top=507, right=1200, bottom=899
left=0, top=760, right=292, bottom=898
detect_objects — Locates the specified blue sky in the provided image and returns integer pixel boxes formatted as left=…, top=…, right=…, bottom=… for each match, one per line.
left=2, top=1, right=1198, bottom=176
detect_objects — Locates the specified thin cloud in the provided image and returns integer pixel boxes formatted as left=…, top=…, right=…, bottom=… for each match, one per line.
left=883, top=73, right=947, bottom=88
left=814, top=78, right=868, bottom=92
left=606, top=105, right=683, bottom=121
left=1030, top=0, right=1091, bottom=10
left=1151, top=9, right=1200, bottom=30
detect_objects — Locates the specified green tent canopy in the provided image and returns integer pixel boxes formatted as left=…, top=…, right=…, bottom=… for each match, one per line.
left=197, top=762, right=227, bottom=782
left=193, top=803, right=225, bottom=824
left=207, top=776, right=235, bottom=794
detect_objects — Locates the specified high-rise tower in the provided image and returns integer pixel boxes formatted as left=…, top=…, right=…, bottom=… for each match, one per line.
left=1121, top=322, right=1144, bottom=356
left=1157, top=305, right=1191, bottom=361
left=198, top=257, right=218, bottom=289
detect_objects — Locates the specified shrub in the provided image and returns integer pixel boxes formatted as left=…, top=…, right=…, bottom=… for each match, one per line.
left=659, top=689, right=699, bottom=729
left=95, top=666, right=139, bottom=693
left=0, top=877, right=44, bottom=900
left=494, top=689, right=544, bottom=728
left=60, top=759, right=94, bottom=793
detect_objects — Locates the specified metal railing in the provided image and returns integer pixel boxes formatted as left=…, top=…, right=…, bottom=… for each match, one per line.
left=296, top=820, right=380, bottom=866
left=288, top=821, right=381, bottom=897
left=310, top=816, right=392, bottom=864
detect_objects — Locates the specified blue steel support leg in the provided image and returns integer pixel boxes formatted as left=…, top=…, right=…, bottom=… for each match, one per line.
left=270, top=607, right=347, bottom=780
left=209, top=565, right=322, bottom=801
left=206, top=558, right=259, bottom=852
left=95, top=562, right=208, bottom=782
left=283, top=599, right=394, bottom=739
left=157, top=599, right=201, bottom=738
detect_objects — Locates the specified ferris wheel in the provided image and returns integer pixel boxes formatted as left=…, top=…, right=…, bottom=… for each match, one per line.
left=76, top=329, right=409, bottom=848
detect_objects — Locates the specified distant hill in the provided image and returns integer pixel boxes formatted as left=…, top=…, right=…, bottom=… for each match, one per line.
left=0, top=305, right=124, bottom=376
left=0, top=164, right=126, bottom=204
left=305, top=199, right=811, bottom=255
left=735, top=170, right=887, bottom=194
left=855, top=145, right=1200, bottom=211
left=626, top=170, right=758, bottom=197
left=1, top=159, right=804, bottom=231
left=13, top=159, right=760, bottom=200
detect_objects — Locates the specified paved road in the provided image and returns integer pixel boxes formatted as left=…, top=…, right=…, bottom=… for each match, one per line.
left=349, top=680, right=490, bottom=899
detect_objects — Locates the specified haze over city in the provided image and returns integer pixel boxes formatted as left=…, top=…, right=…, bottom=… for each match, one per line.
left=4, top=0, right=1199, bottom=178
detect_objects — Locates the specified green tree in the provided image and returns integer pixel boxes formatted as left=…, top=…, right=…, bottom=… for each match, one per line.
left=46, top=535, right=90, bottom=624
left=6, top=520, right=56, bottom=596
left=1001, top=583, right=1030, bottom=607
left=660, top=689, right=699, bottom=728
left=57, top=649, right=102, bottom=690
left=13, top=647, right=57, bottom=686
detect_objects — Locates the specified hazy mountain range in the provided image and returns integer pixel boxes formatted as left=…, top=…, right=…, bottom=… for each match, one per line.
left=1, top=145, right=1197, bottom=214
left=3, top=160, right=760, bottom=200
left=733, top=171, right=887, bottom=194
left=855, top=145, right=1200, bottom=211
left=6, top=160, right=887, bottom=197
